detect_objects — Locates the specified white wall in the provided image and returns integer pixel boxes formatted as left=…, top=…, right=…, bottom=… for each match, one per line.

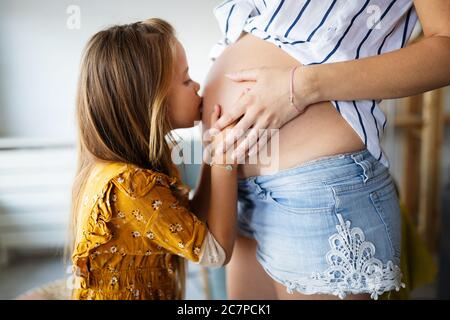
left=0, top=0, right=448, bottom=186
left=0, top=0, right=222, bottom=139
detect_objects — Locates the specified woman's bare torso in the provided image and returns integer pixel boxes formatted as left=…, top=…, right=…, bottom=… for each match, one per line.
left=202, top=33, right=364, bottom=179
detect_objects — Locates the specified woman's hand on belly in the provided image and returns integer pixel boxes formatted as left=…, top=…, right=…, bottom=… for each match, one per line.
left=211, top=65, right=319, bottom=160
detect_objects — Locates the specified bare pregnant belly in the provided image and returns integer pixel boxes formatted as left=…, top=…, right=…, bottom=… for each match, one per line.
left=202, top=33, right=364, bottom=179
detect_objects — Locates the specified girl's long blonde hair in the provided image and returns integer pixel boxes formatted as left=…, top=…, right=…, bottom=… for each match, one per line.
left=68, top=18, right=186, bottom=298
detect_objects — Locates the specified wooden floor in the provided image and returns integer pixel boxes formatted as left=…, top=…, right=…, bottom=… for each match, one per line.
left=0, top=251, right=224, bottom=300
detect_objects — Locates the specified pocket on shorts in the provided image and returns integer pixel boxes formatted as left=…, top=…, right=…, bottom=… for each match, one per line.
left=266, top=182, right=335, bottom=215
left=369, top=180, right=402, bottom=259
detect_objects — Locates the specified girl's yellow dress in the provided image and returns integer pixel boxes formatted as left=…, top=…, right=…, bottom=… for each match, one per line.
left=71, top=162, right=206, bottom=300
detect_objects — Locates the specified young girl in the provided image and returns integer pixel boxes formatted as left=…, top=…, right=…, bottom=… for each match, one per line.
left=69, top=18, right=237, bottom=300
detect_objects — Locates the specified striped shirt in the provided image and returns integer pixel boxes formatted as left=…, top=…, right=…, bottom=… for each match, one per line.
left=210, top=0, right=418, bottom=167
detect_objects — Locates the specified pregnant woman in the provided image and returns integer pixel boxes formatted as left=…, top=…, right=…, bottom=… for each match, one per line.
left=201, top=0, right=450, bottom=300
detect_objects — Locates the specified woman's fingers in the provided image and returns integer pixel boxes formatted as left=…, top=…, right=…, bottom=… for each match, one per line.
left=212, top=89, right=250, bottom=131
left=212, top=112, right=238, bottom=132
left=225, top=68, right=261, bottom=82
left=247, top=129, right=276, bottom=159
left=212, top=88, right=252, bottom=155
left=232, top=117, right=276, bottom=163
left=210, top=104, right=221, bottom=125
left=216, top=109, right=257, bottom=155
left=232, top=124, right=262, bottom=163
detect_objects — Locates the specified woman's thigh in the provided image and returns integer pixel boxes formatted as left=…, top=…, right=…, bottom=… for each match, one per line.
left=226, top=234, right=277, bottom=300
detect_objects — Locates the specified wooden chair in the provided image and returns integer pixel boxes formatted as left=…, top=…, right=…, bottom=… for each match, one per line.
left=395, top=86, right=447, bottom=253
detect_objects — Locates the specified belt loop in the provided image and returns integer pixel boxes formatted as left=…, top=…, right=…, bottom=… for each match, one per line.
left=351, top=152, right=373, bottom=183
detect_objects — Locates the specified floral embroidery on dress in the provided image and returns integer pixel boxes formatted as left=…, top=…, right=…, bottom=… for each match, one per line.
left=152, top=200, right=162, bottom=210
left=192, top=215, right=202, bottom=224
left=110, top=276, right=118, bottom=286
left=90, top=250, right=101, bottom=260
left=146, top=231, right=155, bottom=240
left=194, top=246, right=201, bottom=256
left=117, top=211, right=125, bottom=219
left=284, top=214, right=404, bottom=300
left=178, top=242, right=185, bottom=249
left=110, top=245, right=117, bottom=253
left=169, top=223, right=183, bottom=233
left=145, top=250, right=152, bottom=256
left=132, top=209, right=144, bottom=222
left=131, top=231, right=141, bottom=238
left=170, top=201, right=179, bottom=209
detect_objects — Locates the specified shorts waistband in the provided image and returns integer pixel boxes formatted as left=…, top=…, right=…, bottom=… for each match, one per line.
left=238, top=149, right=386, bottom=188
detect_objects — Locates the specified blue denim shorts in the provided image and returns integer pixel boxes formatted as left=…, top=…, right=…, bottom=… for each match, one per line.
left=237, top=149, right=404, bottom=299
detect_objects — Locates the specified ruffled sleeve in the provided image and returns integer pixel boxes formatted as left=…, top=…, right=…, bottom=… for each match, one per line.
left=71, top=175, right=117, bottom=289
left=114, top=167, right=225, bottom=267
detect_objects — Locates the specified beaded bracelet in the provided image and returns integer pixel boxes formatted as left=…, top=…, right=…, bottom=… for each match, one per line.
left=209, top=161, right=235, bottom=171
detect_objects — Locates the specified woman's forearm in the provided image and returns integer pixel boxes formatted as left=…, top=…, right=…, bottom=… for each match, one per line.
left=302, top=35, right=450, bottom=104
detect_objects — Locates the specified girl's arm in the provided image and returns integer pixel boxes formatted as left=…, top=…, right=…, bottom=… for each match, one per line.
left=190, top=105, right=238, bottom=264
left=212, top=0, right=450, bottom=158
left=207, top=162, right=237, bottom=265
left=190, top=163, right=211, bottom=222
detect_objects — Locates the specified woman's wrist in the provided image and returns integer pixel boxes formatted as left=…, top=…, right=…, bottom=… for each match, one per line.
left=294, top=65, right=322, bottom=107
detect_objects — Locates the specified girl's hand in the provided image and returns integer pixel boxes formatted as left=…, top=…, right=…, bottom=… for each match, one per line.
left=212, top=66, right=315, bottom=161
left=203, top=104, right=237, bottom=166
